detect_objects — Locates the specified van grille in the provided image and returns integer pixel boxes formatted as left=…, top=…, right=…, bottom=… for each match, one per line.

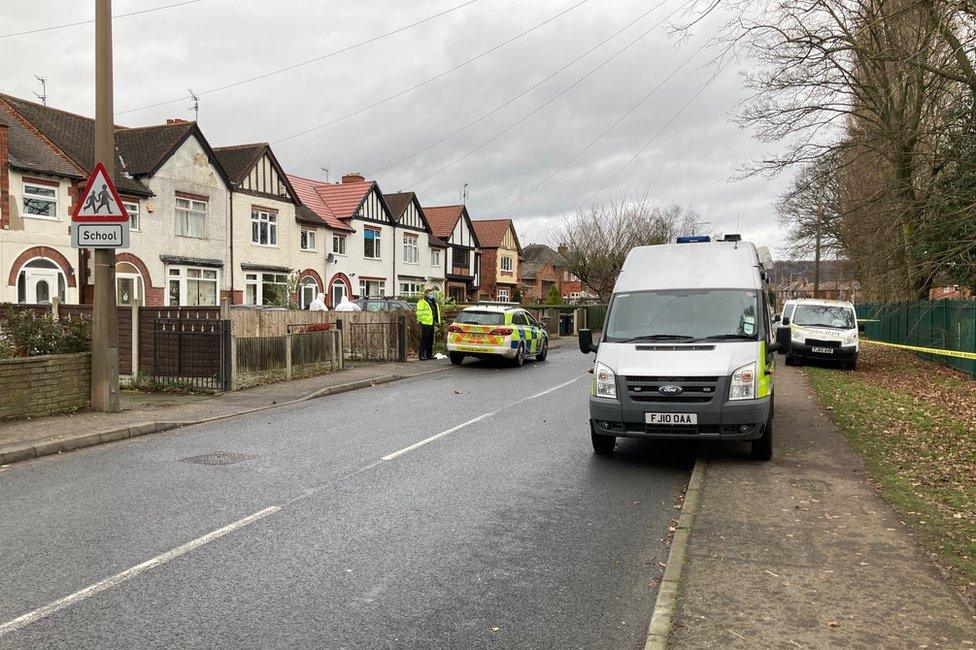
left=805, top=338, right=840, bottom=348
left=624, top=376, right=721, bottom=404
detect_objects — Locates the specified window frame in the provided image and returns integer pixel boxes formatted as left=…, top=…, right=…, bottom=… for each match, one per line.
left=166, top=265, right=219, bottom=306
left=497, top=288, right=510, bottom=302
left=250, top=208, right=278, bottom=247
left=431, top=248, right=441, bottom=267
left=359, top=278, right=385, bottom=297
left=399, top=281, right=423, bottom=297
left=244, top=271, right=290, bottom=307
left=332, top=234, right=347, bottom=255
left=122, top=200, right=140, bottom=231
left=363, top=227, right=382, bottom=260
left=175, top=196, right=208, bottom=238
left=403, top=233, right=419, bottom=264
left=22, top=181, right=59, bottom=220
left=300, top=228, right=317, bottom=252
left=500, top=255, right=514, bottom=272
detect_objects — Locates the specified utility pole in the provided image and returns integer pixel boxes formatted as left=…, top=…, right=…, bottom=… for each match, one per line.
left=91, top=0, right=120, bottom=412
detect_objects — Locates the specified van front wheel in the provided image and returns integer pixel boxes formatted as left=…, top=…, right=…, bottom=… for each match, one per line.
left=591, top=422, right=615, bottom=455
left=751, top=417, right=773, bottom=461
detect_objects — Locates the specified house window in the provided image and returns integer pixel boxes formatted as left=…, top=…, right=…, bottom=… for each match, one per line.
left=359, top=279, right=385, bottom=297
left=500, top=255, right=513, bottom=272
left=244, top=272, right=289, bottom=306
left=122, top=200, right=140, bottom=231
left=300, top=229, right=317, bottom=251
left=23, top=182, right=58, bottom=218
left=453, top=247, right=469, bottom=268
left=400, top=281, right=423, bottom=297
left=498, top=288, right=510, bottom=302
left=364, top=227, right=381, bottom=259
left=167, top=266, right=218, bottom=306
left=251, top=209, right=277, bottom=246
left=403, top=233, right=418, bottom=264
left=333, top=235, right=346, bottom=255
left=175, top=196, right=207, bottom=238
left=431, top=249, right=441, bottom=267
left=16, top=258, right=66, bottom=304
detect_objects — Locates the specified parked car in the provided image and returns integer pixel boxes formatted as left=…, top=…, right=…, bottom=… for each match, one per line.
left=447, top=305, right=549, bottom=366
left=779, top=298, right=861, bottom=369
left=352, top=298, right=416, bottom=312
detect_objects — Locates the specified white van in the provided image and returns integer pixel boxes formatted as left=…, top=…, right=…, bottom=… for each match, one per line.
left=779, top=298, right=860, bottom=369
left=578, top=236, right=783, bottom=460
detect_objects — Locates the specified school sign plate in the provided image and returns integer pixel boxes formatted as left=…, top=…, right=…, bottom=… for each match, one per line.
left=70, top=162, right=129, bottom=249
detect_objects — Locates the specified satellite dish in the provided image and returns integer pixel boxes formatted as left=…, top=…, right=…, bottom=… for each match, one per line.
left=327, top=253, right=336, bottom=263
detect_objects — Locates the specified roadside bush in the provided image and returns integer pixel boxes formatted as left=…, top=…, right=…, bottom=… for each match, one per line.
left=0, top=307, right=91, bottom=357
left=298, top=323, right=333, bottom=333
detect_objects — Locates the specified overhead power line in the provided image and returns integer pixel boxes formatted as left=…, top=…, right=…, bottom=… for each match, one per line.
left=367, top=0, right=677, bottom=178
left=117, top=0, right=484, bottom=116
left=489, top=42, right=718, bottom=218
left=271, top=0, right=592, bottom=145
left=402, top=0, right=693, bottom=188
left=0, top=0, right=205, bottom=39
left=581, top=61, right=733, bottom=206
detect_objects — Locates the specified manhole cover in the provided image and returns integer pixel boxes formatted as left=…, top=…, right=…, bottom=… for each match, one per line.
left=179, top=451, right=255, bottom=466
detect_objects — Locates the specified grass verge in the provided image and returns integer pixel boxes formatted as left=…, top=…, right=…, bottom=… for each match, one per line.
left=805, top=344, right=976, bottom=607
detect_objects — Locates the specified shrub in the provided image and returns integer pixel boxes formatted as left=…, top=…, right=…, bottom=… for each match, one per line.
left=299, top=322, right=333, bottom=333
left=0, top=307, right=91, bottom=357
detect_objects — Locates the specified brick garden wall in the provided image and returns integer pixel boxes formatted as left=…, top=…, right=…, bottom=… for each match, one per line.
left=0, top=352, right=91, bottom=420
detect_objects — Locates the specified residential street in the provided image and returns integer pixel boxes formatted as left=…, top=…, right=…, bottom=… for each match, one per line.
left=0, top=347, right=692, bottom=649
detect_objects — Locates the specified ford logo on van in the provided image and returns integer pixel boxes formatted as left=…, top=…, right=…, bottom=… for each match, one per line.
left=658, top=385, right=683, bottom=395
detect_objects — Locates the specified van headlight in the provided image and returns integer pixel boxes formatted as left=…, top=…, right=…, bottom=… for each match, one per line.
left=791, top=329, right=804, bottom=342
left=842, top=331, right=858, bottom=345
left=595, top=362, right=617, bottom=399
left=729, top=362, right=757, bottom=401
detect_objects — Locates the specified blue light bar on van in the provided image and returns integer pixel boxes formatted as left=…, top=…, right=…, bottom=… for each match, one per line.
left=676, top=235, right=711, bottom=243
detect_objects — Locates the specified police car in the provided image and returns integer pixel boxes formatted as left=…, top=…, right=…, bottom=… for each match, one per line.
left=447, top=305, right=549, bottom=366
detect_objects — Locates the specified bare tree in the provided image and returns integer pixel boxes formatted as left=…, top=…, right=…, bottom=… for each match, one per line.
left=551, top=193, right=699, bottom=301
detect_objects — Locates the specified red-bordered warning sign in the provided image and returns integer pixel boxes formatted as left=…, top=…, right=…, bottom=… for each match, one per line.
left=71, top=162, right=129, bottom=223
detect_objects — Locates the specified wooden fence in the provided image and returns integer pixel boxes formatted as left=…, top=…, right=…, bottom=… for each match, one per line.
left=233, top=328, right=342, bottom=387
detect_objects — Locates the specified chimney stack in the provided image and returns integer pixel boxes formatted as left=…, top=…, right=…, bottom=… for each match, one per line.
left=166, top=118, right=188, bottom=125
left=341, top=172, right=365, bottom=184
left=0, top=122, right=9, bottom=229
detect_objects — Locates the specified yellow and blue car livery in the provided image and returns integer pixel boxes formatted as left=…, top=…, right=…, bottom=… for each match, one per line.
left=447, top=305, right=549, bottom=366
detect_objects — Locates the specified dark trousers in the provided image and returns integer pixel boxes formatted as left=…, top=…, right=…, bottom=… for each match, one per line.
left=420, top=324, right=435, bottom=360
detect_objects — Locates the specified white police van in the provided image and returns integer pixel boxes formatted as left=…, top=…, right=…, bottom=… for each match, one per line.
left=578, top=235, right=784, bottom=460
left=778, top=298, right=861, bottom=369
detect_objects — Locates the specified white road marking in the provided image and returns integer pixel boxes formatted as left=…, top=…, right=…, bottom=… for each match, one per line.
left=0, top=506, right=280, bottom=638
left=381, top=375, right=583, bottom=461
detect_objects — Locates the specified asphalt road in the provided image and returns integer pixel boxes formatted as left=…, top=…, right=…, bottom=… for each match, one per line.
left=0, top=347, right=692, bottom=649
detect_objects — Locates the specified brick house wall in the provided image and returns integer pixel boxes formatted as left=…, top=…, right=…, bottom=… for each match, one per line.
left=0, top=352, right=90, bottom=420
left=479, top=248, right=499, bottom=299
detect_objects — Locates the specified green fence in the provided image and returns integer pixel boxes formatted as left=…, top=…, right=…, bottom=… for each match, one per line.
left=856, top=300, right=976, bottom=377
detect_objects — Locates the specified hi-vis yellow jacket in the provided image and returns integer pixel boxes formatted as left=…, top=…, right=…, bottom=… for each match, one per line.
left=416, top=298, right=441, bottom=326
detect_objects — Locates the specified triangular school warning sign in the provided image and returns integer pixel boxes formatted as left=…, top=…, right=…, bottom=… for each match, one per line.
left=71, top=162, right=129, bottom=223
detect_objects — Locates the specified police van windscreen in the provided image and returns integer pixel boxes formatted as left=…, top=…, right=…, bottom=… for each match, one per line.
left=791, top=304, right=855, bottom=329
left=604, top=290, right=760, bottom=343
left=457, top=311, right=506, bottom=326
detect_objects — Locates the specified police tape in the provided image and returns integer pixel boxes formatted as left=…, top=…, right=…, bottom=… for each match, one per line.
left=862, top=339, right=976, bottom=361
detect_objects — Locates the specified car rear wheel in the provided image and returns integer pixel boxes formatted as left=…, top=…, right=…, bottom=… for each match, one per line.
left=591, top=422, right=615, bottom=455
left=449, top=352, right=465, bottom=365
left=536, top=340, right=548, bottom=362
left=784, top=354, right=796, bottom=366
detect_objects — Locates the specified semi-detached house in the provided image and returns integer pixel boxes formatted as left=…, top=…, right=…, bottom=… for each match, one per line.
left=423, top=204, right=480, bottom=302
left=472, top=218, right=521, bottom=302
left=383, top=191, right=446, bottom=297
left=0, top=95, right=234, bottom=307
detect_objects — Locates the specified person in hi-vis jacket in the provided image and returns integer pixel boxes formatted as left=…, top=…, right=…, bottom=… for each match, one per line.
left=416, top=287, right=442, bottom=360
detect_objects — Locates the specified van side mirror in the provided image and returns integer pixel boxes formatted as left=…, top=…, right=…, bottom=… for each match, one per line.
left=775, top=326, right=791, bottom=353
left=781, top=316, right=791, bottom=327
left=773, top=313, right=781, bottom=323
left=578, top=328, right=598, bottom=354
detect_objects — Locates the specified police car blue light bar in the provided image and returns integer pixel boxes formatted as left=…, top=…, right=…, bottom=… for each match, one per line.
left=676, top=235, right=711, bottom=243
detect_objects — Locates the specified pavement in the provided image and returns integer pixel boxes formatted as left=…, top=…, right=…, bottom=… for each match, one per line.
left=0, top=345, right=693, bottom=648
left=669, top=363, right=976, bottom=649
left=0, top=358, right=458, bottom=465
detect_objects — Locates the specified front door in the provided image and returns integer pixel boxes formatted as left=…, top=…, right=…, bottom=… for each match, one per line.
left=331, top=279, right=347, bottom=307
left=25, top=269, right=58, bottom=304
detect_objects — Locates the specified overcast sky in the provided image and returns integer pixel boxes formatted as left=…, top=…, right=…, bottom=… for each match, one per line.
left=1, top=0, right=793, bottom=255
